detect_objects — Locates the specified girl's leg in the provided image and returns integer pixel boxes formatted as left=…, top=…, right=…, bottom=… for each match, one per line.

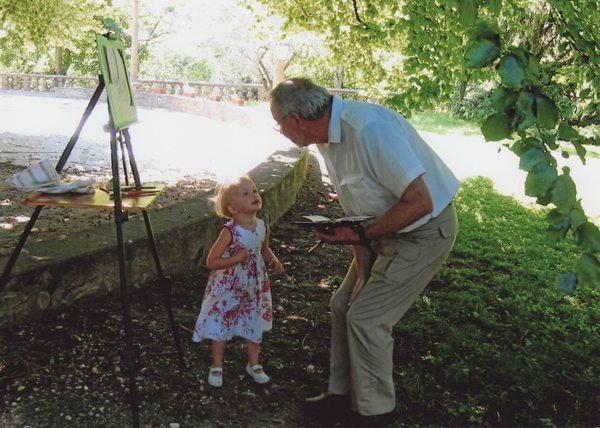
left=211, top=340, right=226, bottom=371
left=246, top=339, right=269, bottom=383
left=246, top=339, right=262, bottom=370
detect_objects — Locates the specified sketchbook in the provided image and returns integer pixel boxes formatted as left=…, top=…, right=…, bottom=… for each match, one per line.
left=290, top=215, right=375, bottom=229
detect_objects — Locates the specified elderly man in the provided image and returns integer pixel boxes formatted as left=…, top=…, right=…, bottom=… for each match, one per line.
left=270, top=78, right=460, bottom=428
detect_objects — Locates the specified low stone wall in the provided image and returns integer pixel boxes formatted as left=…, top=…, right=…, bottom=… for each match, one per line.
left=0, top=148, right=309, bottom=329
left=55, top=86, right=274, bottom=129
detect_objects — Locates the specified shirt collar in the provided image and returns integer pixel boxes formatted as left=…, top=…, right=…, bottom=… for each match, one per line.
left=328, top=96, right=343, bottom=144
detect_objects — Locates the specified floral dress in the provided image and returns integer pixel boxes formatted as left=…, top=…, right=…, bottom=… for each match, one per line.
left=192, top=219, right=272, bottom=343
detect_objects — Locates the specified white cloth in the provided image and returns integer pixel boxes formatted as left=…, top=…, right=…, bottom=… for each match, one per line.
left=192, top=219, right=273, bottom=343
left=318, top=96, right=460, bottom=233
left=7, top=160, right=95, bottom=194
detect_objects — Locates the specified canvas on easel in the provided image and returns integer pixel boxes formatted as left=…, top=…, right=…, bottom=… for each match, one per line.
left=96, top=34, right=138, bottom=130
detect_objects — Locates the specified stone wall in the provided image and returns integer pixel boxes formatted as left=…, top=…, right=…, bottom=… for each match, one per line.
left=0, top=149, right=309, bottom=329
left=0, top=85, right=311, bottom=329
left=55, top=86, right=274, bottom=129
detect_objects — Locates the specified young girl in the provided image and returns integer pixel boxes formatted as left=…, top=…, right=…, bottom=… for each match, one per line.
left=192, top=176, right=284, bottom=387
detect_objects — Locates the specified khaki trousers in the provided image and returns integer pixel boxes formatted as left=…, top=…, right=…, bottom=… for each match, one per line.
left=328, top=203, right=458, bottom=416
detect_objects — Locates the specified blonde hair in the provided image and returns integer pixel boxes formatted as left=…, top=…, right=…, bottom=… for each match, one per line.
left=213, top=176, right=254, bottom=219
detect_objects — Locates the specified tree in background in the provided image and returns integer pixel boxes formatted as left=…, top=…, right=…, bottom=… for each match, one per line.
left=255, top=0, right=600, bottom=293
left=0, top=0, right=113, bottom=73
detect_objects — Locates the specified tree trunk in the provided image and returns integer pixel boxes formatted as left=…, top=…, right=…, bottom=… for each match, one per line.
left=54, top=46, right=63, bottom=75
left=130, top=0, right=140, bottom=81
left=335, top=66, right=344, bottom=89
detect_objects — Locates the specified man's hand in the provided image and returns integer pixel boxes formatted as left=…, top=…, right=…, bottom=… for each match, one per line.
left=313, top=226, right=360, bottom=245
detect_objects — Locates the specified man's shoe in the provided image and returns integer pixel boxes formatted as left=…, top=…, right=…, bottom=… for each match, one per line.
left=302, top=393, right=352, bottom=424
left=343, top=410, right=400, bottom=428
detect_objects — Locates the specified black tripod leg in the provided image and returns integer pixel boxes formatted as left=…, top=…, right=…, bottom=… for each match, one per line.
left=122, top=128, right=186, bottom=368
left=143, top=212, right=186, bottom=369
left=56, top=77, right=105, bottom=173
left=110, top=131, right=140, bottom=428
left=0, top=205, right=44, bottom=291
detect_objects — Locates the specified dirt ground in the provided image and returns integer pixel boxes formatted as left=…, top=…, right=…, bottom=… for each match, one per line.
left=0, top=158, right=356, bottom=428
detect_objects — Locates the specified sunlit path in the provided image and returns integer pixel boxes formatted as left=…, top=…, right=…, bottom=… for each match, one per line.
left=0, top=90, right=295, bottom=184
left=422, top=131, right=600, bottom=223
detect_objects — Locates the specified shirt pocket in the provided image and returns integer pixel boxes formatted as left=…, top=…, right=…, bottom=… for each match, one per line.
left=339, top=174, right=388, bottom=215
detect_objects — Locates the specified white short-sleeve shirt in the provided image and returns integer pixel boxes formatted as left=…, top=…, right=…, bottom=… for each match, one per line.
left=318, top=97, right=460, bottom=233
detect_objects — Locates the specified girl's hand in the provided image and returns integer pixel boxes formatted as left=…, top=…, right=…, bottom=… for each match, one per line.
left=268, top=258, right=284, bottom=274
left=236, top=249, right=250, bottom=263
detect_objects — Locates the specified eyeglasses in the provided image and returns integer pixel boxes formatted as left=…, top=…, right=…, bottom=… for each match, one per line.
left=273, top=113, right=290, bottom=133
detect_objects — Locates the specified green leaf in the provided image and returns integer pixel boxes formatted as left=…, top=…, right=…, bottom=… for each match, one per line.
left=458, top=0, right=478, bottom=26
left=535, top=95, right=559, bottom=130
left=485, top=0, right=502, bottom=16
left=466, top=19, right=500, bottom=41
left=574, top=222, right=600, bottom=253
left=464, top=39, right=501, bottom=68
left=547, top=224, right=570, bottom=243
left=524, top=162, right=557, bottom=198
left=574, top=253, right=600, bottom=288
left=498, top=54, right=526, bottom=90
left=515, top=91, right=536, bottom=130
left=551, top=167, right=577, bottom=214
left=546, top=208, right=571, bottom=243
left=510, top=137, right=544, bottom=156
left=570, top=139, right=587, bottom=165
left=558, top=122, right=582, bottom=141
left=490, top=87, right=518, bottom=114
left=570, top=202, right=588, bottom=228
left=524, top=54, right=542, bottom=86
left=554, top=271, right=577, bottom=296
left=536, top=192, right=553, bottom=206
left=518, top=145, right=553, bottom=172
left=541, top=132, right=559, bottom=150
left=481, top=113, right=511, bottom=141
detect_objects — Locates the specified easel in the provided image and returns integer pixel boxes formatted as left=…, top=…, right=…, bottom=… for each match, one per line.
left=0, top=37, right=185, bottom=428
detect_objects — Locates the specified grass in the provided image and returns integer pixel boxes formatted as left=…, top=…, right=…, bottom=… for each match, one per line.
left=391, top=176, right=600, bottom=427
left=408, top=111, right=482, bottom=136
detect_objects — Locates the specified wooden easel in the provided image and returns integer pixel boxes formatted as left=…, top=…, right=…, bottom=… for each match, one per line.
left=0, top=41, right=186, bottom=428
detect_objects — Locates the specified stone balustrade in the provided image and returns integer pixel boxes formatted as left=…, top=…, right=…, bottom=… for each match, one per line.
left=0, top=73, right=370, bottom=103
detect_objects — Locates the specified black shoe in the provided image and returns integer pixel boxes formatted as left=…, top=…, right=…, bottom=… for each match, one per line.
left=342, top=410, right=400, bottom=428
left=302, top=393, right=352, bottom=425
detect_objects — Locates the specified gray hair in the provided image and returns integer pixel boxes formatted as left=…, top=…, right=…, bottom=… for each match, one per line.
left=269, top=78, right=333, bottom=121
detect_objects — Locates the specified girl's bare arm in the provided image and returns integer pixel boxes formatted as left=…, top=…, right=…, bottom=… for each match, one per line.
left=206, top=227, right=249, bottom=270
left=261, top=224, right=284, bottom=274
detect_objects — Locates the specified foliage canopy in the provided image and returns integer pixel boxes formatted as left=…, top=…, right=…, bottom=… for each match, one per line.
left=254, top=0, right=600, bottom=293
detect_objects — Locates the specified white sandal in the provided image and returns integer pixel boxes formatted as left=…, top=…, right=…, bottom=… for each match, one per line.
left=246, top=364, right=269, bottom=384
left=208, top=367, right=223, bottom=387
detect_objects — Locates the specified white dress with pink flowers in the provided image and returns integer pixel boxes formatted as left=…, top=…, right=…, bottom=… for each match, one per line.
left=192, top=219, right=272, bottom=344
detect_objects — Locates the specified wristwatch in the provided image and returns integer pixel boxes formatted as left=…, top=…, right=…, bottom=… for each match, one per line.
left=356, top=226, right=371, bottom=246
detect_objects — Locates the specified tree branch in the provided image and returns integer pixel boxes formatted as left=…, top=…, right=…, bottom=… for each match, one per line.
left=352, top=0, right=364, bottom=24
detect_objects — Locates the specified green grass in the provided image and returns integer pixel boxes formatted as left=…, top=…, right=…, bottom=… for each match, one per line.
left=391, top=176, right=600, bottom=427
left=408, top=111, right=482, bottom=136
